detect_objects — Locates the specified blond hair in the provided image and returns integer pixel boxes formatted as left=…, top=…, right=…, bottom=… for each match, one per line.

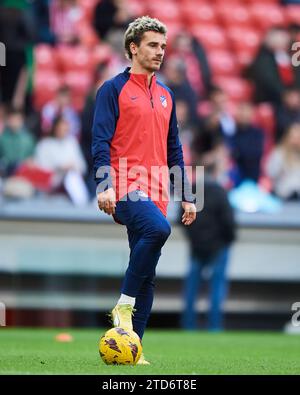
left=124, top=16, right=167, bottom=60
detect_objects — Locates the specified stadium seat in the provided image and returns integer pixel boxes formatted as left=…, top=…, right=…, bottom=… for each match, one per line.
left=227, top=27, right=262, bottom=53
left=163, top=22, right=184, bottom=45
left=235, top=48, right=258, bottom=69
left=189, top=24, right=229, bottom=50
left=147, top=1, right=181, bottom=23
left=213, top=76, right=253, bottom=102
left=284, top=5, right=300, bottom=25
left=33, top=71, right=62, bottom=110
left=92, top=44, right=113, bottom=66
left=56, top=45, right=95, bottom=73
left=78, top=0, right=98, bottom=23
left=208, top=50, right=240, bottom=77
left=216, top=4, right=253, bottom=27
left=127, top=0, right=148, bottom=16
left=255, top=103, right=275, bottom=137
left=250, top=4, right=286, bottom=31
left=181, top=3, right=217, bottom=25
left=77, top=22, right=99, bottom=48
left=62, top=71, right=92, bottom=111
left=34, top=45, right=58, bottom=72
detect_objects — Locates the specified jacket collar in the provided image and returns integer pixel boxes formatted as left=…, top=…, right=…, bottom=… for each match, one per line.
left=124, top=67, right=156, bottom=92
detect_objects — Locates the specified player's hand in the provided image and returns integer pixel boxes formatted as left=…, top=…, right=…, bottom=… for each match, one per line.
left=181, top=202, right=196, bottom=226
left=97, top=188, right=116, bottom=215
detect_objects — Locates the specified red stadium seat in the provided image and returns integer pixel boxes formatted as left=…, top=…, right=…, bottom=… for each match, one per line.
left=147, top=1, right=181, bottom=23
left=250, top=4, right=286, bottom=31
left=78, top=0, right=98, bottom=23
left=77, top=23, right=100, bottom=48
left=235, top=48, right=258, bottom=69
left=34, top=45, right=58, bottom=72
left=227, top=27, right=262, bottom=53
left=208, top=50, right=240, bottom=77
left=62, top=71, right=93, bottom=111
left=127, top=0, right=148, bottom=16
left=255, top=103, right=275, bottom=137
left=56, top=45, right=95, bottom=73
left=33, top=71, right=62, bottom=110
left=216, top=4, right=253, bottom=27
left=182, top=3, right=217, bottom=25
left=213, top=76, right=253, bottom=102
left=92, top=44, right=113, bottom=66
left=284, top=5, right=300, bottom=25
left=190, top=24, right=229, bottom=50
left=163, top=22, right=184, bottom=46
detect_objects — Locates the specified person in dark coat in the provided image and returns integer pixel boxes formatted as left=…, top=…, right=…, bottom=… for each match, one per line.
left=180, top=153, right=236, bottom=331
left=246, top=27, right=300, bottom=106
left=230, top=102, right=264, bottom=184
left=275, top=87, right=300, bottom=142
left=93, top=0, right=132, bottom=41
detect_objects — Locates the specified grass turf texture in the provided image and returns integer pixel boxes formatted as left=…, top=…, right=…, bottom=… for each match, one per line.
left=0, top=328, right=300, bottom=375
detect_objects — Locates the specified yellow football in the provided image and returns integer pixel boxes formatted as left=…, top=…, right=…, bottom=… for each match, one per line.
left=99, top=327, right=142, bottom=365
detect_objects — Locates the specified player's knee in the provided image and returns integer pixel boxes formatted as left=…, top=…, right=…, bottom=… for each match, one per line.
left=153, top=221, right=171, bottom=243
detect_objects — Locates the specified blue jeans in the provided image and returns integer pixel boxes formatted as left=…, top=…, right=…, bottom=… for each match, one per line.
left=114, top=190, right=171, bottom=338
left=181, top=247, right=230, bottom=331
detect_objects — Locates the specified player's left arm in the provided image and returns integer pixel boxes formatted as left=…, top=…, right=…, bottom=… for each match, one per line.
left=167, top=92, right=196, bottom=226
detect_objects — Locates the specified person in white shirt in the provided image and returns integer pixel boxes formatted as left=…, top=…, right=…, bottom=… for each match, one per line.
left=35, top=115, right=88, bottom=205
left=266, top=122, right=300, bottom=200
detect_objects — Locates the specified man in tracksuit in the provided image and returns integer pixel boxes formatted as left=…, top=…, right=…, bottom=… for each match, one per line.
left=92, top=16, right=196, bottom=365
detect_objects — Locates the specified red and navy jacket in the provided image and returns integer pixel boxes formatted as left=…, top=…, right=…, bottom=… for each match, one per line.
left=92, top=67, right=193, bottom=217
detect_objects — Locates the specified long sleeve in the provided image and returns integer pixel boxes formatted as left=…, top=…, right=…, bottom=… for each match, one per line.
left=92, top=80, right=119, bottom=191
left=167, top=92, right=195, bottom=203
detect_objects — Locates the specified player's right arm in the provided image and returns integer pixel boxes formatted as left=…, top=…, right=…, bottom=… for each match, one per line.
left=92, top=80, right=119, bottom=215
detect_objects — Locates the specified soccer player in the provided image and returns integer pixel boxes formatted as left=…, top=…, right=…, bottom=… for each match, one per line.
left=92, top=16, right=196, bottom=365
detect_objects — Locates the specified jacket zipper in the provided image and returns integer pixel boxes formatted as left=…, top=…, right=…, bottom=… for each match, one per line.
left=146, top=79, right=154, bottom=109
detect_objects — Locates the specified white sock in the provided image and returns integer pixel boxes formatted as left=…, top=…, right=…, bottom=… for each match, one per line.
left=117, top=294, right=136, bottom=307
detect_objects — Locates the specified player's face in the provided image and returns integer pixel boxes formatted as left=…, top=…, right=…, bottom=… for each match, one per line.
left=132, top=31, right=167, bottom=72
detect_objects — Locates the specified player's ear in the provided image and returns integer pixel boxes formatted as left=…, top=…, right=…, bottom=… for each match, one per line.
left=130, top=42, right=138, bottom=56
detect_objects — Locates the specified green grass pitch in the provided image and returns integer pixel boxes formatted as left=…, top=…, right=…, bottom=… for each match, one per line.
left=0, top=328, right=300, bottom=375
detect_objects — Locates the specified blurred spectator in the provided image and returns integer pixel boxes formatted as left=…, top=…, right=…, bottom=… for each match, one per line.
left=35, top=115, right=88, bottom=205
left=93, top=0, right=132, bottom=41
left=163, top=57, right=198, bottom=123
left=180, top=153, right=236, bottom=331
left=49, top=0, right=82, bottom=45
left=266, top=122, right=300, bottom=200
left=231, top=102, right=264, bottom=184
left=0, top=1, right=34, bottom=108
left=193, top=125, right=234, bottom=189
left=276, top=87, right=300, bottom=142
left=176, top=99, right=196, bottom=166
left=171, top=32, right=212, bottom=99
left=0, top=107, right=35, bottom=177
left=32, top=0, right=56, bottom=44
left=247, top=27, right=300, bottom=105
left=81, top=63, right=114, bottom=198
left=206, top=87, right=236, bottom=141
left=288, top=23, right=300, bottom=44
left=41, top=85, right=81, bottom=138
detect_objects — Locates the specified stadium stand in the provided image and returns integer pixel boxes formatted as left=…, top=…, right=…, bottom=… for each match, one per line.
left=1, top=0, right=300, bottom=330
